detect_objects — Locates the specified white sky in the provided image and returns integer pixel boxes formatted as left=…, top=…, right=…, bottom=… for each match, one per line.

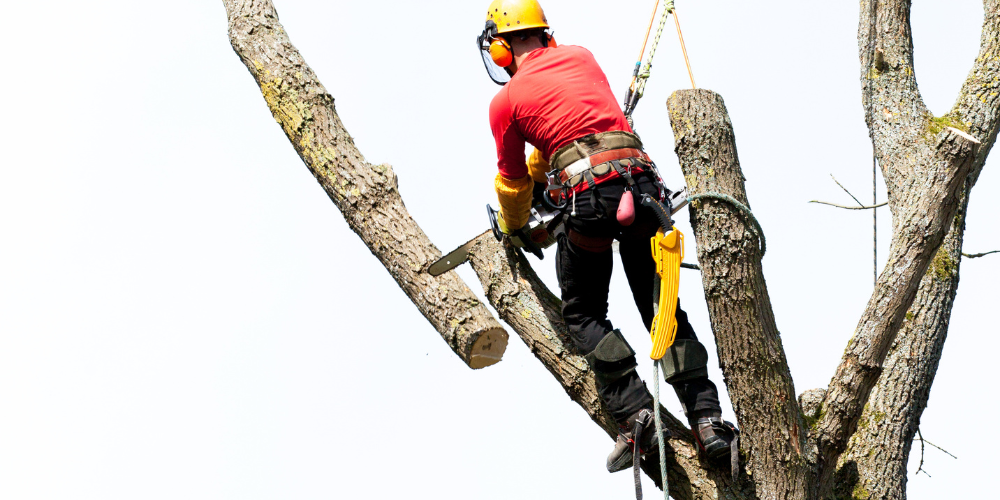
left=0, top=0, right=995, bottom=498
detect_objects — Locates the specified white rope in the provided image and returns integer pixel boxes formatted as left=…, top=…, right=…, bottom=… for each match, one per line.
left=652, top=360, right=669, bottom=499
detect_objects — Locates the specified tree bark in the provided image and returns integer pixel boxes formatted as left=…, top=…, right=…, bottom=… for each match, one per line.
left=222, top=0, right=508, bottom=369
left=668, top=90, right=811, bottom=500
left=836, top=2, right=1000, bottom=498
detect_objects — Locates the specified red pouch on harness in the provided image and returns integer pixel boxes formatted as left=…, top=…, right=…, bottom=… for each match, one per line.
left=617, top=190, right=635, bottom=226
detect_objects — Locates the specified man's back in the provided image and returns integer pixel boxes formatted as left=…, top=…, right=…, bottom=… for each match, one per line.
left=489, top=44, right=631, bottom=179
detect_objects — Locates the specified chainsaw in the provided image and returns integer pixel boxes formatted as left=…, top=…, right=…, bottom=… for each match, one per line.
left=427, top=188, right=689, bottom=277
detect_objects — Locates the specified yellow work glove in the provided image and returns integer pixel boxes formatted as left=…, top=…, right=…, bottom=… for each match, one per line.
left=494, top=173, right=533, bottom=231
left=527, top=148, right=550, bottom=184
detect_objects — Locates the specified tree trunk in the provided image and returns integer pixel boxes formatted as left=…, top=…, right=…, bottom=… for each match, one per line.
left=835, top=2, right=1000, bottom=498
left=667, top=90, right=811, bottom=500
left=222, top=0, right=507, bottom=369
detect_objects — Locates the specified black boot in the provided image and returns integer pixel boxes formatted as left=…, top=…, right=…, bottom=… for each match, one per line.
left=607, top=408, right=670, bottom=473
left=690, top=412, right=739, bottom=463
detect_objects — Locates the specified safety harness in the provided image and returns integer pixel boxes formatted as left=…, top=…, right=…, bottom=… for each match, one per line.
left=544, top=131, right=661, bottom=209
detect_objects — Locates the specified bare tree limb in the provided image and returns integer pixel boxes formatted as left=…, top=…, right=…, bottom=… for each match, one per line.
left=916, top=433, right=958, bottom=460
left=914, top=428, right=927, bottom=477
left=963, top=250, right=999, bottom=258
left=817, top=123, right=978, bottom=493
left=811, top=175, right=885, bottom=210
left=834, top=1, right=1000, bottom=498
left=830, top=174, right=866, bottom=207
left=808, top=200, right=887, bottom=210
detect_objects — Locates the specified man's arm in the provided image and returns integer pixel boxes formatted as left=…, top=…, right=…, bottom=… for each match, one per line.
left=495, top=148, right=550, bottom=231
left=490, top=91, right=534, bottom=231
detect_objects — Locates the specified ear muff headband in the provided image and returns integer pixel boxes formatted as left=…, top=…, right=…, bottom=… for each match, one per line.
left=489, top=38, right=513, bottom=67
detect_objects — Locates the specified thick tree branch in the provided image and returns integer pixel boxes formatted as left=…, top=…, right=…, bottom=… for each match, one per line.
left=835, top=2, right=1000, bottom=497
left=834, top=205, right=967, bottom=500
left=668, top=90, right=810, bottom=500
left=222, top=0, right=508, bottom=368
left=816, top=127, right=978, bottom=488
left=815, top=1, right=985, bottom=494
left=951, top=0, right=1000, bottom=166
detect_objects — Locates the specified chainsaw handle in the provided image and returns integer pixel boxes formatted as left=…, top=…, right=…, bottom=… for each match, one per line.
left=487, top=204, right=545, bottom=260
left=514, top=228, right=545, bottom=260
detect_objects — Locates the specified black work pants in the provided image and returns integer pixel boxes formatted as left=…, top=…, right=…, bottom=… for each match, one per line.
left=555, top=173, right=721, bottom=423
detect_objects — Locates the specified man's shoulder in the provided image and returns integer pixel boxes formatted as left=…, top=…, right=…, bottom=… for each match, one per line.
left=489, top=85, right=513, bottom=124
left=519, top=44, right=588, bottom=63
left=556, top=44, right=593, bottom=56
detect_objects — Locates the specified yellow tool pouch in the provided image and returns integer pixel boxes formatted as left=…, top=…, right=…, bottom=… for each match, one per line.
left=649, top=227, right=684, bottom=360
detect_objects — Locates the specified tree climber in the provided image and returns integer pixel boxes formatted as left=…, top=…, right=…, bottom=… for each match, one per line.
left=477, top=0, right=736, bottom=474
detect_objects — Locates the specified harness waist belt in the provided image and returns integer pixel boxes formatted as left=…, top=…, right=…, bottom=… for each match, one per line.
left=549, top=131, right=645, bottom=172
left=557, top=148, right=649, bottom=188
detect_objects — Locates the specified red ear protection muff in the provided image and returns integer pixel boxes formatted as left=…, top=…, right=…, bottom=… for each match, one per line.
left=489, top=38, right=513, bottom=67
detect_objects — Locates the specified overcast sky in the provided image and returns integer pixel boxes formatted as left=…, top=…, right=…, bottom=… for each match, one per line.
left=1, top=0, right=996, bottom=498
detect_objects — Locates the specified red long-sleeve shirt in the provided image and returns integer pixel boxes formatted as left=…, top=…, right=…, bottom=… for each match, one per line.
left=489, top=44, right=632, bottom=180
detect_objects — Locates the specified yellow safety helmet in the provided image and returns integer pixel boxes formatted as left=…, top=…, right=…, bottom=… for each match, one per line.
left=477, top=0, right=551, bottom=86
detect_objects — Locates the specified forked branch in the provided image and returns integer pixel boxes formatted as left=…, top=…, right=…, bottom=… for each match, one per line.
left=815, top=1, right=985, bottom=493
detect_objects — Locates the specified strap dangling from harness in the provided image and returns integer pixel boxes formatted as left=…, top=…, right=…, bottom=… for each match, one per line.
left=653, top=360, right=669, bottom=499
left=633, top=417, right=644, bottom=500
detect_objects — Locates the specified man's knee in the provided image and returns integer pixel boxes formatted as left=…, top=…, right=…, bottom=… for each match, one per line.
left=661, top=339, right=709, bottom=383
left=584, top=329, right=639, bottom=386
